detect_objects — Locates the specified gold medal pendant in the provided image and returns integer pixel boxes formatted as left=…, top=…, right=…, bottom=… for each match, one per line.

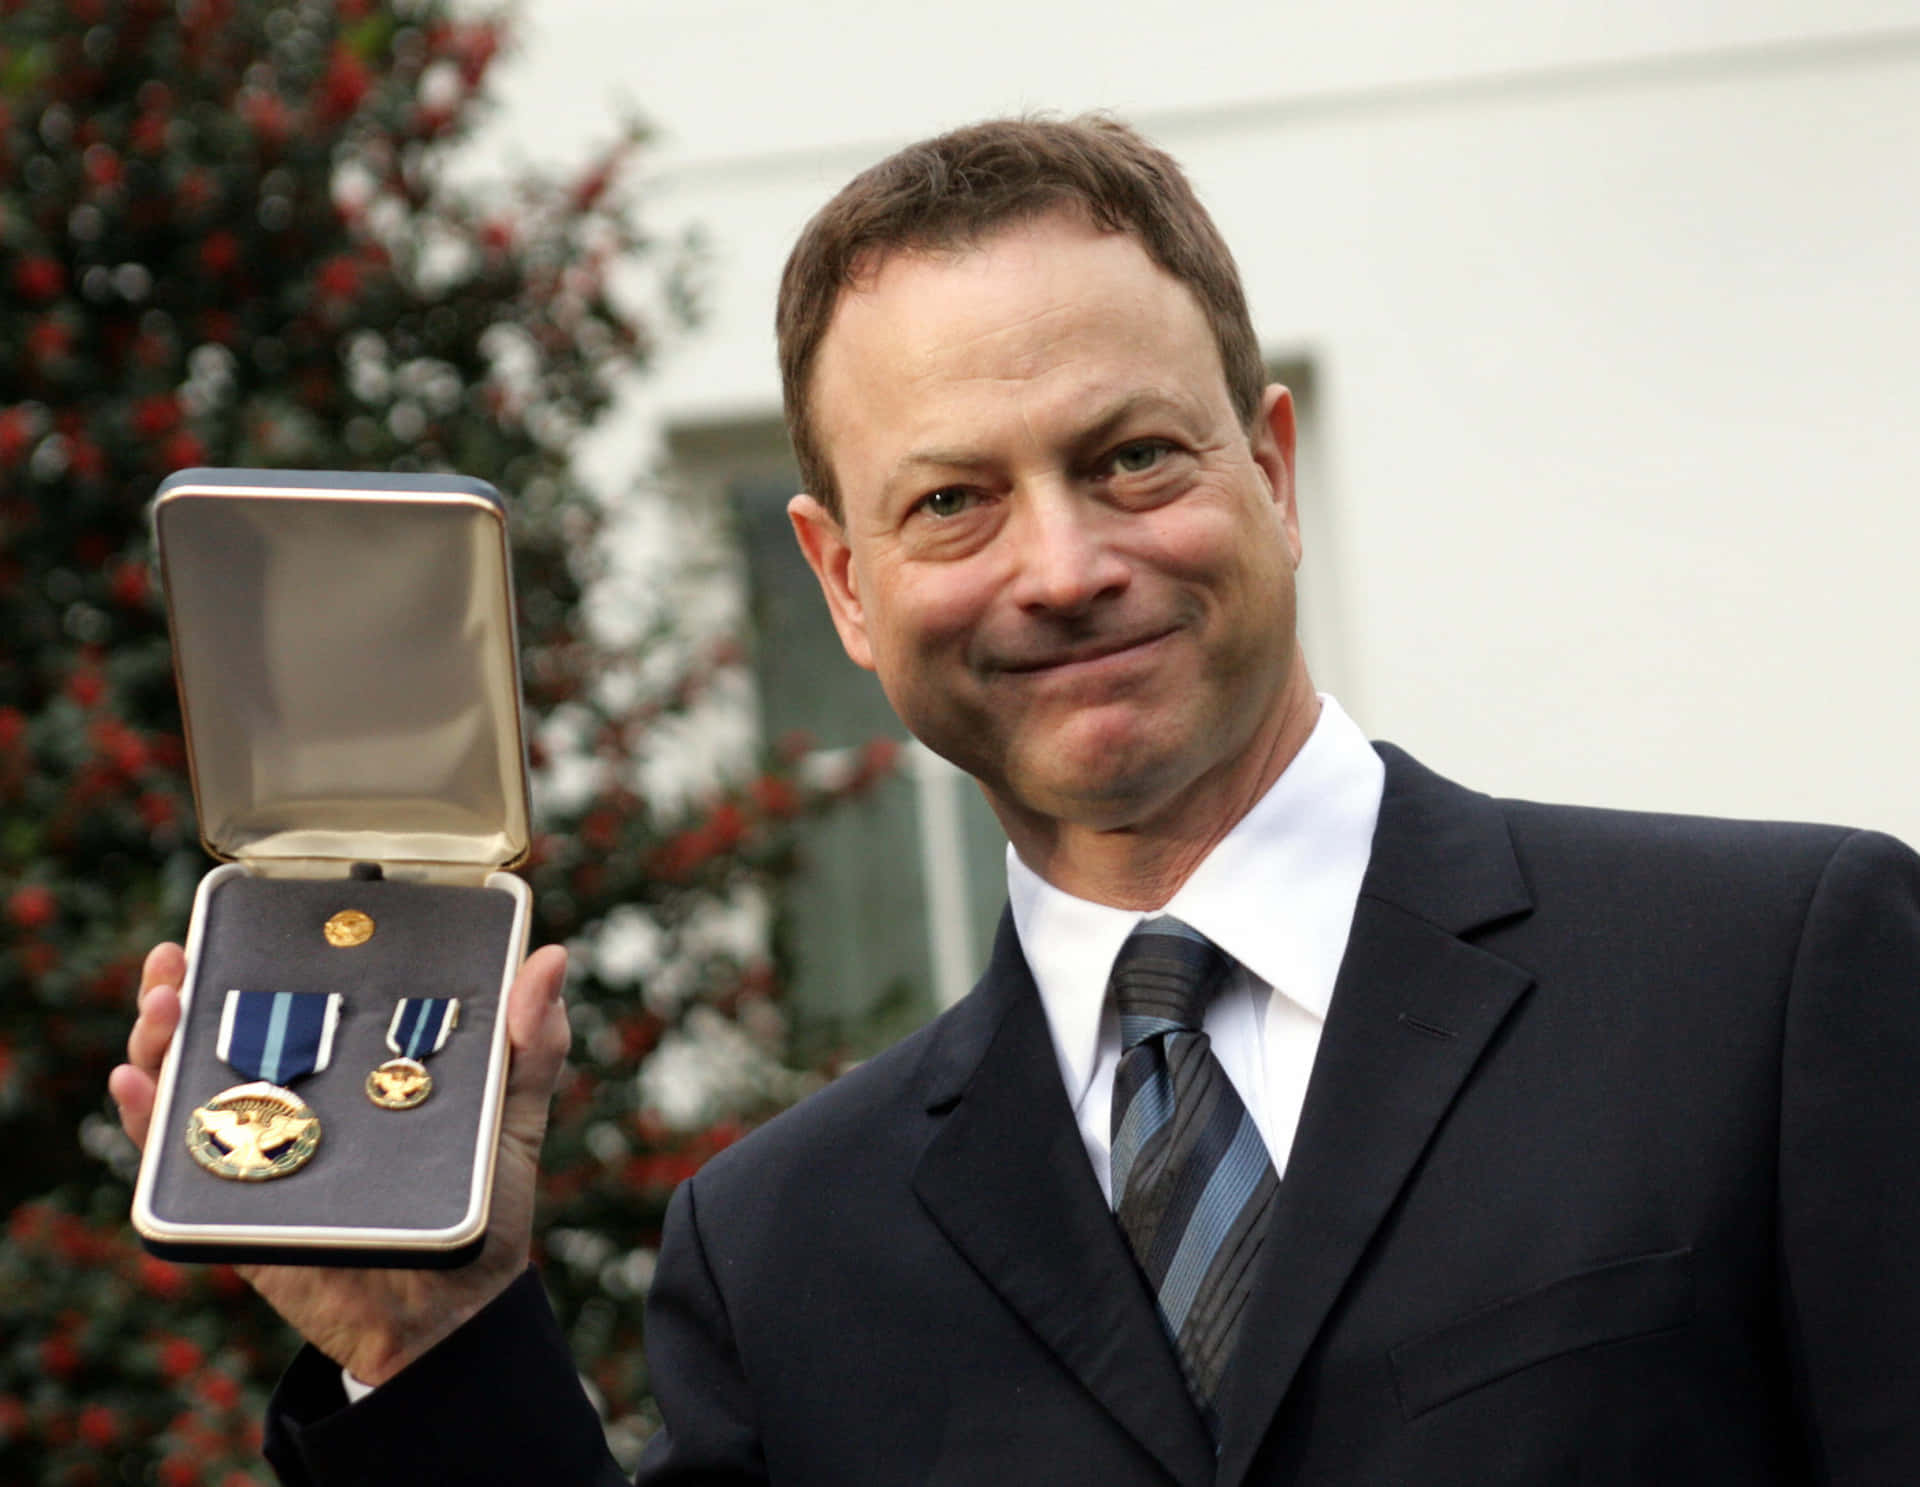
left=366, top=1057, right=433, bottom=1110
left=324, top=909, right=375, bottom=947
left=187, top=1082, right=321, bottom=1181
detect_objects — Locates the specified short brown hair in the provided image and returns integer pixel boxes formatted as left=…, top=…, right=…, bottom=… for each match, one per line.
left=776, top=114, right=1266, bottom=520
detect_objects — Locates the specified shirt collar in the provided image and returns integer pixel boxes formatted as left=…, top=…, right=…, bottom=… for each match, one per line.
left=1007, top=694, right=1384, bottom=1114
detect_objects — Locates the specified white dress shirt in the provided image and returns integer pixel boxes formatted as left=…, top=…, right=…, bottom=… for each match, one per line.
left=1007, top=695, right=1384, bottom=1201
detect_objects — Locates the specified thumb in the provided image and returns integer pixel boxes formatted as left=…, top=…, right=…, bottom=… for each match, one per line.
left=500, top=944, right=570, bottom=1144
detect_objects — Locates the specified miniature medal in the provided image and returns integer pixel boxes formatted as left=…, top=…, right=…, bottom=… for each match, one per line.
left=367, top=997, right=459, bottom=1110
left=188, top=989, right=343, bottom=1180
left=323, top=909, right=375, bottom=947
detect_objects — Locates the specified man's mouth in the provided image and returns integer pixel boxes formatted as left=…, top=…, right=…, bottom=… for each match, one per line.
left=995, top=627, right=1177, bottom=675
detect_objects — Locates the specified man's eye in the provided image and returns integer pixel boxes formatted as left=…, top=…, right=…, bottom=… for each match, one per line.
left=1110, top=441, right=1170, bottom=475
left=920, top=488, right=973, bottom=518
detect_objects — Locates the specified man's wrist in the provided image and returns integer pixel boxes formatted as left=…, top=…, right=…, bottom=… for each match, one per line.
left=329, top=1295, right=491, bottom=1388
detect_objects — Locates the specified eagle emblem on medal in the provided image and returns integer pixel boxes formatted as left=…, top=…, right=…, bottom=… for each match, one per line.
left=366, top=1056, right=433, bottom=1109
left=187, top=1082, right=321, bottom=1180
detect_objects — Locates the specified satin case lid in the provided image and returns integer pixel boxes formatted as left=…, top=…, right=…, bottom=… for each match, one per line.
left=153, top=469, right=532, bottom=870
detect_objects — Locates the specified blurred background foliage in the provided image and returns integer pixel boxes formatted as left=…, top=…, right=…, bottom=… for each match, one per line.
left=0, top=0, right=893, bottom=1480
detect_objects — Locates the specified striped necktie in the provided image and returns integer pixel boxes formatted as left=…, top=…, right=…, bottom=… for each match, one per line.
left=1109, top=915, right=1279, bottom=1436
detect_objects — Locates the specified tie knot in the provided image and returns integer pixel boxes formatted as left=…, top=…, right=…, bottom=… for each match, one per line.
left=1108, top=915, right=1231, bottom=1049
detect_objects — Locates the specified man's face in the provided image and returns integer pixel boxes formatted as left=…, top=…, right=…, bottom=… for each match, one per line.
left=790, top=210, right=1306, bottom=845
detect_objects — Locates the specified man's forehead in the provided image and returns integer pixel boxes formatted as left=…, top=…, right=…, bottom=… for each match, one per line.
left=823, top=220, right=1196, bottom=373
left=841, top=201, right=1114, bottom=290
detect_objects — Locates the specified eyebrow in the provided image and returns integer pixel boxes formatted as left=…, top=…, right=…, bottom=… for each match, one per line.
left=881, top=390, right=1198, bottom=492
left=1071, top=390, right=1195, bottom=456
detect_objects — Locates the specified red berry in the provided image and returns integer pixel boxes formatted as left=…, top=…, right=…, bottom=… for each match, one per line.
left=317, top=48, right=371, bottom=122
left=78, top=1404, right=119, bottom=1449
left=40, top=1333, right=81, bottom=1378
left=131, top=111, right=169, bottom=154
left=161, top=430, right=206, bottom=469
left=156, top=1336, right=202, bottom=1381
left=0, top=408, right=32, bottom=464
left=315, top=255, right=359, bottom=302
left=198, top=1370, right=239, bottom=1411
left=157, top=1455, right=201, bottom=1487
left=132, top=394, right=180, bottom=438
left=139, top=1254, right=188, bottom=1300
left=110, top=561, right=149, bottom=607
left=7, top=886, right=56, bottom=932
left=83, top=144, right=122, bottom=189
left=14, top=257, right=64, bottom=302
left=750, top=775, right=800, bottom=817
left=68, top=436, right=106, bottom=480
left=199, top=232, right=239, bottom=277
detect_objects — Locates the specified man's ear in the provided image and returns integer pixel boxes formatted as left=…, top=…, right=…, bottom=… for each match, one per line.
left=1251, top=383, right=1302, bottom=567
left=787, top=493, right=877, bottom=672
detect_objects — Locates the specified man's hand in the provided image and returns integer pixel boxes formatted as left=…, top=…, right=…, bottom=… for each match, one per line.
left=109, top=939, right=572, bottom=1387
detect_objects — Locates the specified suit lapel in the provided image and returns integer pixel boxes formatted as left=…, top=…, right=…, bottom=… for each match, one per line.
left=1214, top=745, right=1537, bottom=1487
left=912, top=915, right=1217, bottom=1487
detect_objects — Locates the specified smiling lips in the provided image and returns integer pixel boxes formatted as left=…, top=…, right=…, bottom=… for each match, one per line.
left=993, top=626, right=1178, bottom=675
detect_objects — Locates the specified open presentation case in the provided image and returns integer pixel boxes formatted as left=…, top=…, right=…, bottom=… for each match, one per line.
left=131, top=469, right=533, bottom=1266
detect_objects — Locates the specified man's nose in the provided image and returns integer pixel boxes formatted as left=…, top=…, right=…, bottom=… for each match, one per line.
left=1007, top=486, right=1131, bottom=615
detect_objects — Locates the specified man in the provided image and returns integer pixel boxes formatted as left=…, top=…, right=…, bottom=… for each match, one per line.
left=113, top=116, right=1920, bottom=1484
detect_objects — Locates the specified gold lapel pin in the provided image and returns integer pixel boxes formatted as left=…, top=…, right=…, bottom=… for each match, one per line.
left=323, top=909, right=374, bottom=947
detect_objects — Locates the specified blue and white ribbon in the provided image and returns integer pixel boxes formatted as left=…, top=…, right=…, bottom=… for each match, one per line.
left=216, top=989, right=343, bottom=1087
left=386, top=998, right=459, bottom=1060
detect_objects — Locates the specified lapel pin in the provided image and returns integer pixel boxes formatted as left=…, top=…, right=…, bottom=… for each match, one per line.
left=323, top=909, right=375, bottom=947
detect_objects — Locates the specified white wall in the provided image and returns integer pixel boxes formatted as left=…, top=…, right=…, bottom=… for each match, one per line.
left=480, top=2, right=1920, bottom=844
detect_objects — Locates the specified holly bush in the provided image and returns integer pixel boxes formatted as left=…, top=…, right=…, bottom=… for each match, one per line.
left=0, top=1, right=889, bottom=1479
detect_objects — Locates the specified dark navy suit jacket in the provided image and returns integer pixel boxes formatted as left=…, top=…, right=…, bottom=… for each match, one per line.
left=266, top=746, right=1920, bottom=1484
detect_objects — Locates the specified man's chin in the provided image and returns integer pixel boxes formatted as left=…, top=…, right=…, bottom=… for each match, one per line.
left=992, top=744, right=1194, bottom=834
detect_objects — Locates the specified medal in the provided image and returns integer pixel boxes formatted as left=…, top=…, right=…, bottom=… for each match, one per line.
left=324, top=909, right=375, bottom=947
left=187, top=1084, right=321, bottom=1182
left=367, top=997, right=459, bottom=1110
left=188, top=989, right=342, bottom=1181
